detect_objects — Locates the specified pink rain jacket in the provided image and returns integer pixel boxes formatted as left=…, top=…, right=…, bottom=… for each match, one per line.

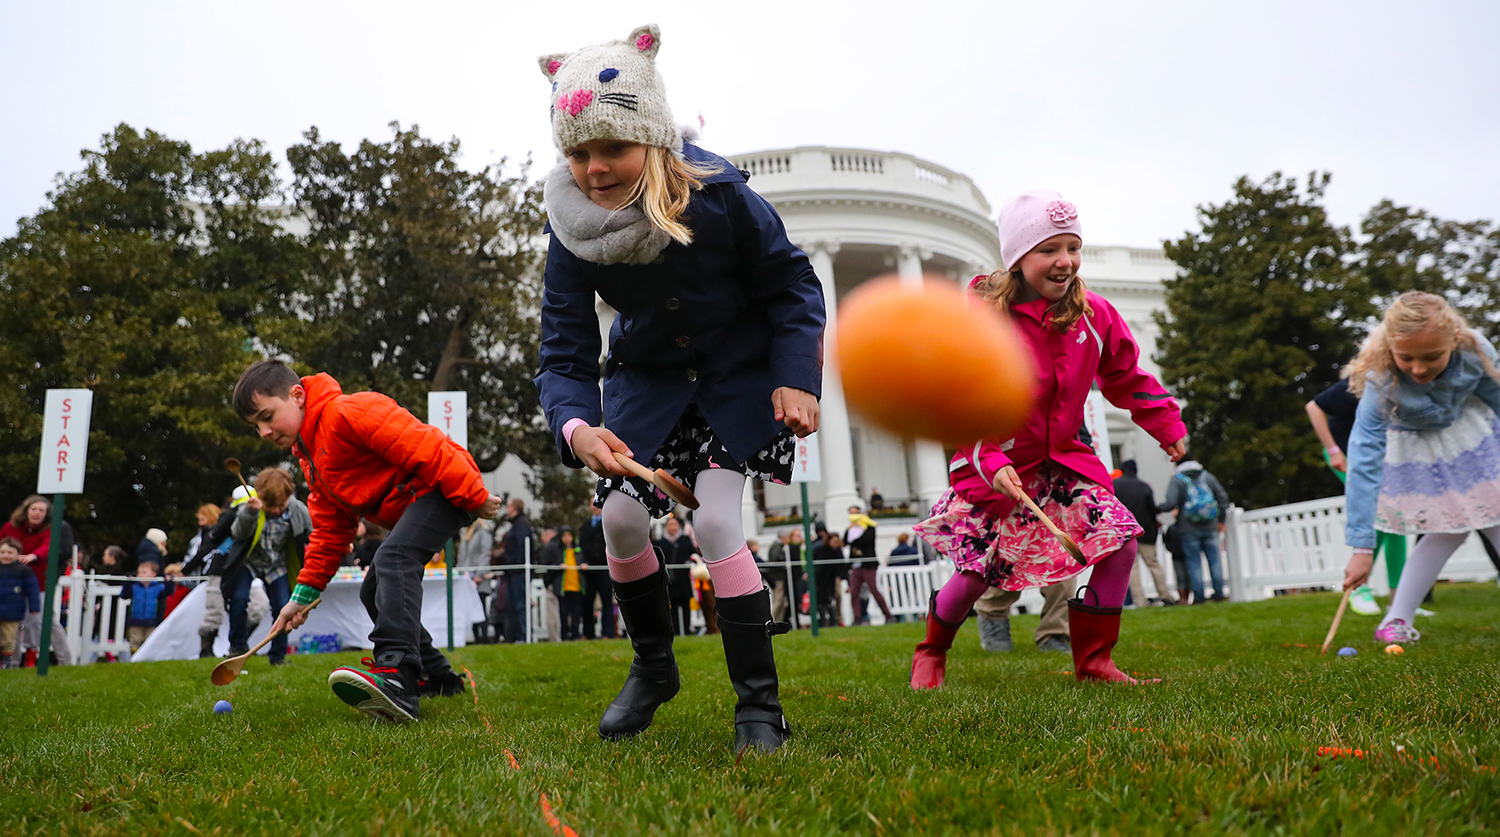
left=949, top=291, right=1186, bottom=517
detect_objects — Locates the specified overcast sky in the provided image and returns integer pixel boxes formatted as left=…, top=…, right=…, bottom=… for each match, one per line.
left=2, top=0, right=1496, bottom=252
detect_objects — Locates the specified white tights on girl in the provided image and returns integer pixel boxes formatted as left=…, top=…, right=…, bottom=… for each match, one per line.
left=1382, top=525, right=1500, bottom=628
left=602, top=469, right=764, bottom=598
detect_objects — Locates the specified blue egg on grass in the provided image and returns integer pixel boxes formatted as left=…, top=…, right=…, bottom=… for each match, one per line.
left=214, top=700, right=233, bottom=714
left=1337, top=647, right=1358, bottom=657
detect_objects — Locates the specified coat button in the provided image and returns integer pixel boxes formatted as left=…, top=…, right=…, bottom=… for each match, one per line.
left=686, top=368, right=698, bottom=382
left=664, top=298, right=680, bottom=311
left=675, top=335, right=691, bottom=348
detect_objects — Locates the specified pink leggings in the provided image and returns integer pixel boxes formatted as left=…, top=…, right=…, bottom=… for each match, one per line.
left=933, top=539, right=1137, bottom=624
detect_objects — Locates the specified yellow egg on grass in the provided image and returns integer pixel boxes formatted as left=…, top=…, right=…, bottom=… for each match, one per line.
left=836, top=277, right=1037, bottom=444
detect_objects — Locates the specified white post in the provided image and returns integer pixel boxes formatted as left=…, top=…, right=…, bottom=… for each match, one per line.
left=63, top=570, right=84, bottom=664
left=523, top=537, right=533, bottom=645
left=1223, top=504, right=1243, bottom=602
left=896, top=245, right=951, bottom=514
left=806, top=241, right=861, bottom=528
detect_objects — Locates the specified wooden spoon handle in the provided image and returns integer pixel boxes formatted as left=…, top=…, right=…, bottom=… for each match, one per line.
left=1321, top=588, right=1353, bottom=655
left=245, top=597, right=322, bottom=656
left=613, top=451, right=658, bottom=482
left=1018, top=494, right=1064, bottom=537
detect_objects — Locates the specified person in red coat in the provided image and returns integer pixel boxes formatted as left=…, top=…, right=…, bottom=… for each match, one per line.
left=233, top=360, right=502, bottom=723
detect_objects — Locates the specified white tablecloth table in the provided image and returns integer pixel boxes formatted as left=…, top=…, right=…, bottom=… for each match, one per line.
left=132, top=573, right=484, bottom=662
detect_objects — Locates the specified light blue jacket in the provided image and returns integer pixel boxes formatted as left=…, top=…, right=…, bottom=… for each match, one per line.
left=1344, top=333, right=1500, bottom=549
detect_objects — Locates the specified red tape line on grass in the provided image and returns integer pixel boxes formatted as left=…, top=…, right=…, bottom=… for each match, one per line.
left=461, top=665, right=580, bottom=836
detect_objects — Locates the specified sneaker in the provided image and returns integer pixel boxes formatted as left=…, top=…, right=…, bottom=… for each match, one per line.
left=1349, top=586, right=1380, bottom=616
left=1374, top=619, right=1421, bottom=644
left=328, top=658, right=420, bottom=722
left=1414, top=607, right=1436, bottom=617
left=977, top=616, right=1013, bottom=652
left=417, top=669, right=471, bottom=698
left=1035, top=634, right=1071, bottom=653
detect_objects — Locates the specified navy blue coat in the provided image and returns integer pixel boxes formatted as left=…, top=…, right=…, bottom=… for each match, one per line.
left=535, top=144, right=826, bottom=469
left=0, top=562, right=40, bottom=621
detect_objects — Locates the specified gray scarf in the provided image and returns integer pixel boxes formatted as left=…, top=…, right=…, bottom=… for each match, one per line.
left=543, top=163, right=671, bottom=266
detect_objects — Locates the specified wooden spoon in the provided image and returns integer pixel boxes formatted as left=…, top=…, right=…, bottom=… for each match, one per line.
left=612, top=452, right=700, bottom=510
left=224, top=457, right=248, bottom=490
left=1017, top=495, right=1087, bottom=566
left=1320, top=588, right=1353, bottom=655
left=211, top=598, right=321, bottom=685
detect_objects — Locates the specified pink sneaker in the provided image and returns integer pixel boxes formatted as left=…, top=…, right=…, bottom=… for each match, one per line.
left=1374, top=619, right=1421, bottom=643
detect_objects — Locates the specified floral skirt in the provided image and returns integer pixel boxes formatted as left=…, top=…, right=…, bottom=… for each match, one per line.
left=1376, top=397, right=1500, bottom=535
left=913, top=462, right=1143, bottom=591
left=594, top=404, right=795, bottom=518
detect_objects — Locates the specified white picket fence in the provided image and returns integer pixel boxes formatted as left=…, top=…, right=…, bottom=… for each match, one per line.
left=1222, top=497, right=1500, bottom=602
left=53, top=570, right=134, bottom=663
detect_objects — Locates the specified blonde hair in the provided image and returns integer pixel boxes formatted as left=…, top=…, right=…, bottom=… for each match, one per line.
left=618, top=146, right=720, bottom=246
left=972, top=269, right=1092, bottom=333
left=1345, top=291, right=1500, bottom=396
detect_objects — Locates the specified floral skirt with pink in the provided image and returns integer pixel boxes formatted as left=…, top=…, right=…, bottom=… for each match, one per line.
left=913, top=462, right=1143, bottom=591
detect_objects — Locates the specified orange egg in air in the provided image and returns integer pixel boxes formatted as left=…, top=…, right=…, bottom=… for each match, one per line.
left=836, top=277, right=1036, bottom=444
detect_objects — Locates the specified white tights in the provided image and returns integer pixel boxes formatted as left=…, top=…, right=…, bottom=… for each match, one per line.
left=1383, top=526, right=1500, bottom=626
left=600, top=469, right=748, bottom=561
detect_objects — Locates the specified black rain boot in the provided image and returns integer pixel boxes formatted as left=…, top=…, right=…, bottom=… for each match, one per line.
left=715, top=585, right=792, bottom=755
left=198, top=633, right=216, bottom=659
left=598, top=568, right=681, bottom=739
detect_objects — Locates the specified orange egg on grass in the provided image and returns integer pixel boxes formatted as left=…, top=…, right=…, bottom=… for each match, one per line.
left=836, top=277, right=1036, bottom=443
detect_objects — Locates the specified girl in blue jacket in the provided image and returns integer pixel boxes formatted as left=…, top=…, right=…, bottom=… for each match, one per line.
left=1342, top=291, right=1500, bottom=643
left=534, top=25, right=824, bottom=755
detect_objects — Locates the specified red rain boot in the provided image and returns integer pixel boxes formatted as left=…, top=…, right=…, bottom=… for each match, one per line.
left=1068, top=587, right=1159, bottom=685
left=910, top=594, right=965, bottom=690
left=23, top=649, right=38, bottom=668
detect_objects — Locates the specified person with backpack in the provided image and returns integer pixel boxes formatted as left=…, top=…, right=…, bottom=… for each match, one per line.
left=1157, top=460, right=1230, bottom=603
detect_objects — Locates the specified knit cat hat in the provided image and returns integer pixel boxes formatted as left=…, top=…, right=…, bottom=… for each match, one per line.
left=539, top=24, right=681, bottom=153
left=998, top=189, right=1083, bottom=271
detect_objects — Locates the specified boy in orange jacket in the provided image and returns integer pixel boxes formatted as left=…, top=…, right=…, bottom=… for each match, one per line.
left=235, top=360, right=502, bottom=722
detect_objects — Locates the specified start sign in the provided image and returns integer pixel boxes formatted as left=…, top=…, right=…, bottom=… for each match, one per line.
left=427, top=391, right=469, bottom=450
left=37, top=389, right=93, bottom=494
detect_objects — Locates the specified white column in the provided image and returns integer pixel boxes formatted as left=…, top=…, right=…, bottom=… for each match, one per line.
left=807, top=241, right=861, bottom=526
left=897, top=245, right=952, bottom=515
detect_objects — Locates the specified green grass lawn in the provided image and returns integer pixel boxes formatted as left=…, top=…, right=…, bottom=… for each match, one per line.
left=3, top=584, right=1499, bottom=836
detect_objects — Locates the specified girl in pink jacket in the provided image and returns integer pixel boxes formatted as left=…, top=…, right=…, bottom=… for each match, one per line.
left=911, top=190, right=1188, bottom=688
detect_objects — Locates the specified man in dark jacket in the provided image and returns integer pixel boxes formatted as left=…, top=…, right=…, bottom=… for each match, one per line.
left=500, top=499, right=534, bottom=643
left=1112, top=460, right=1175, bottom=606
left=1157, top=460, right=1231, bottom=603
left=577, top=505, right=615, bottom=639
left=655, top=516, right=695, bottom=636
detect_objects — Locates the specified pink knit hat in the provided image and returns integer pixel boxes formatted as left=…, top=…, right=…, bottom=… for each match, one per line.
left=997, top=189, right=1082, bottom=271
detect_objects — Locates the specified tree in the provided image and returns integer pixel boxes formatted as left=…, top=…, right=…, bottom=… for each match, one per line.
left=0, top=125, right=296, bottom=553
left=1358, top=200, right=1500, bottom=342
left=271, top=123, right=550, bottom=472
left=1155, top=172, right=1372, bottom=508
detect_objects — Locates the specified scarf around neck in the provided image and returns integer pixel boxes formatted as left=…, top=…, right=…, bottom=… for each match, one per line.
left=543, top=163, right=671, bottom=266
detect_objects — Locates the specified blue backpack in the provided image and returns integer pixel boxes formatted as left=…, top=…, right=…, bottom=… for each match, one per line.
left=1176, top=473, right=1219, bottom=524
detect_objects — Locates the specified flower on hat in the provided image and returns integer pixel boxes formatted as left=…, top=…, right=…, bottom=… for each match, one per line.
left=1045, top=200, right=1078, bottom=226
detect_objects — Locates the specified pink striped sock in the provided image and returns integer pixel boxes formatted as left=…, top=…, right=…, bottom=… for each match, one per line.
left=606, top=544, right=659, bottom=584
left=704, top=544, right=764, bottom=599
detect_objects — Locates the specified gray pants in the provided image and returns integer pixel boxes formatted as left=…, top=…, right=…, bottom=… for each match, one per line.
left=974, top=578, right=1076, bottom=642
left=198, top=575, right=268, bottom=637
left=1126, top=542, right=1176, bottom=605
left=20, top=610, right=73, bottom=666
left=358, top=492, right=472, bottom=670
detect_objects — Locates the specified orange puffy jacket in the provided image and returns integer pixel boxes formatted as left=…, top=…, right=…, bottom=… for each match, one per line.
left=292, top=374, right=489, bottom=592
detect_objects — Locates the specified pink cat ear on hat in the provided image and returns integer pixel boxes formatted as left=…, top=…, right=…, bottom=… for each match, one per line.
left=538, top=53, right=567, bottom=81
left=627, top=24, right=661, bottom=60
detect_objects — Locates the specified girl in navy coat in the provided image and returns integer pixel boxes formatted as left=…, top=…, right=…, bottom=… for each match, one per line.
left=535, top=24, right=824, bottom=755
